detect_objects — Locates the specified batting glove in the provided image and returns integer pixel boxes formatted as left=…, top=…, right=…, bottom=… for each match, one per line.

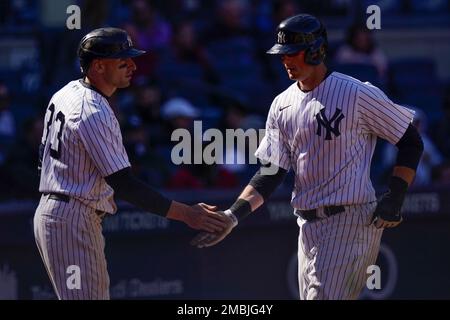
left=190, top=210, right=238, bottom=248
left=371, top=177, right=408, bottom=229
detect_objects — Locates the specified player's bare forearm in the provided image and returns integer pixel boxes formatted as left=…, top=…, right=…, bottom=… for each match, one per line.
left=166, top=201, right=189, bottom=221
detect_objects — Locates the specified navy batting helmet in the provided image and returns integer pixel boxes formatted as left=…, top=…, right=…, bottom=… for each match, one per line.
left=78, top=27, right=146, bottom=73
left=267, top=14, right=328, bottom=65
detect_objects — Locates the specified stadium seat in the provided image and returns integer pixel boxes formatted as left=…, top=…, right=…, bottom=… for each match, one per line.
left=157, top=59, right=211, bottom=107
left=390, top=57, right=436, bottom=75
left=364, top=0, right=402, bottom=14
left=411, top=0, right=448, bottom=12
left=206, top=36, right=256, bottom=59
left=389, top=57, right=439, bottom=96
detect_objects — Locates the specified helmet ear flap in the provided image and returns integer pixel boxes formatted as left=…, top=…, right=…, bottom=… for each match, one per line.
left=304, top=37, right=327, bottom=65
left=79, top=50, right=95, bottom=75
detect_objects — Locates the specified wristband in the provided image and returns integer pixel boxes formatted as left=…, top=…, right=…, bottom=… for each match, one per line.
left=229, top=198, right=252, bottom=221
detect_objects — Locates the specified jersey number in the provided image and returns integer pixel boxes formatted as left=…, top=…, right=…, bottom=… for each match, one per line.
left=44, top=103, right=66, bottom=160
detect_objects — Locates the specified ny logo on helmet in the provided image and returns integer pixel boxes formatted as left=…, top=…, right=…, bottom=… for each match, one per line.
left=127, top=35, right=133, bottom=48
left=315, top=108, right=345, bottom=140
left=277, top=31, right=287, bottom=44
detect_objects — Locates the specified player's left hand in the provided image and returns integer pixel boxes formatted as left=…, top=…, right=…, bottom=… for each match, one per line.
left=371, top=191, right=404, bottom=229
left=190, top=210, right=238, bottom=248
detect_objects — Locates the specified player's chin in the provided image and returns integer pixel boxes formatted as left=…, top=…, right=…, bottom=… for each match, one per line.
left=287, top=74, right=297, bottom=80
left=286, top=70, right=298, bottom=80
left=118, top=79, right=132, bottom=88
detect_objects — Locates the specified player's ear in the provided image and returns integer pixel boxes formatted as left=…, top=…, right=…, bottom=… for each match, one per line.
left=92, top=59, right=105, bottom=74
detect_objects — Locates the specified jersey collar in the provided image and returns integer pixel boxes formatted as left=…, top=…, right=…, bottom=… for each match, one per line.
left=79, top=79, right=109, bottom=100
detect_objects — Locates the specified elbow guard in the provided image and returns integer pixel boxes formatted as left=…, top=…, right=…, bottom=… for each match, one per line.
left=395, top=124, right=424, bottom=171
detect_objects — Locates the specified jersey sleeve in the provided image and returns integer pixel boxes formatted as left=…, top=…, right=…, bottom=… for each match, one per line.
left=255, top=99, right=291, bottom=171
left=357, top=82, right=415, bottom=145
left=77, top=103, right=130, bottom=177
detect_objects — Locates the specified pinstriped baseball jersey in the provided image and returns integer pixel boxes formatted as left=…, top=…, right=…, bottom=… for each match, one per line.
left=39, top=79, right=130, bottom=213
left=255, top=71, right=415, bottom=210
left=35, top=79, right=130, bottom=299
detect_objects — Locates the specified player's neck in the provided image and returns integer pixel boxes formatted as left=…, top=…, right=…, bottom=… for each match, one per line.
left=297, top=64, right=328, bottom=92
left=84, top=76, right=116, bottom=97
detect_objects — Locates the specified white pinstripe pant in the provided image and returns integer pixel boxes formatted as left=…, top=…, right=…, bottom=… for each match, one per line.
left=297, top=202, right=383, bottom=300
left=33, top=194, right=110, bottom=300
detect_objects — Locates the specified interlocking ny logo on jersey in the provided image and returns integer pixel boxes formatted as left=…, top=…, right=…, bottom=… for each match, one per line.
left=315, top=108, right=345, bottom=140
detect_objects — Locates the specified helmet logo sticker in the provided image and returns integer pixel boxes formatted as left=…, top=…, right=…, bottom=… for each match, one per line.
left=277, top=31, right=286, bottom=44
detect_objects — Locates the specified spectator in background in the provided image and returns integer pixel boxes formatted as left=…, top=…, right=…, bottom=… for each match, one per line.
left=166, top=19, right=219, bottom=83
left=130, top=79, right=167, bottom=146
left=2, top=115, right=43, bottom=199
left=0, top=83, right=15, bottom=165
left=0, top=1, right=10, bottom=26
left=202, top=0, right=252, bottom=44
left=334, top=23, right=388, bottom=79
left=162, top=97, right=201, bottom=189
left=82, top=0, right=109, bottom=29
left=124, top=0, right=172, bottom=51
left=381, top=107, right=443, bottom=187
left=254, top=0, right=301, bottom=35
left=156, top=18, right=219, bottom=106
left=433, top=85, right=450, bottom=159
left=431, top=86, right=450, bottom=186
left=1, top=0, right=37, bottom=27
left=123, top=0, right=172, bottom=77
left=133, top=81, right=163, bottom=123
left=219, top=101, right=249, bottom=174
left=166, top=160, right=239, bottom=190
left=0, top=83, right=15, bottom=139
left=218, top=99, right=263, bottom=175
left=161, top=97, right=239, bottom=189
left=272, top=0, right=300, bottom=25
left=122, top=115, right=170, bottom=187
left=161, top=96, right=200, bottom=135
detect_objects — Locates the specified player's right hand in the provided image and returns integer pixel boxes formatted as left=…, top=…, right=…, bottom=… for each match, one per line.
left=190, top=210, right=238, bottom=248
left=371, top=191, right=404, bottom=229
left=185, top=203, right=231, bottom=233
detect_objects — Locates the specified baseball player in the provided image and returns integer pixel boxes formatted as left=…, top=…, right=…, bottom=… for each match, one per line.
left=191, top=14, right=424, bottom=300
left=34, top=28, right=230, bottom=300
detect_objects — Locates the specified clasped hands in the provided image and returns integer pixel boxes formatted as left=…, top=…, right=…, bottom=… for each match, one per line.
left=190, top=207, right=238, bottom=248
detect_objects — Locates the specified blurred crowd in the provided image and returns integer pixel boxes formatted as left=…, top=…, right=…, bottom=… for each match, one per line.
left=0, top=0, right=449, bottom=200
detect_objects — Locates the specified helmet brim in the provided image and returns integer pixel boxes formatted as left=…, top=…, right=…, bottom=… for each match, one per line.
left=109, top=48, right=147, bottom=58
left=266, top=43, right=307, bottom=55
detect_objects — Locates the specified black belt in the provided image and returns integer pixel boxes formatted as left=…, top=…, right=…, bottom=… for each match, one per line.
left=44, top=193, right=106, bottom=217
left=44, top=192, right=70, bottom=203
left=295, top=205, right=345, bottom=221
